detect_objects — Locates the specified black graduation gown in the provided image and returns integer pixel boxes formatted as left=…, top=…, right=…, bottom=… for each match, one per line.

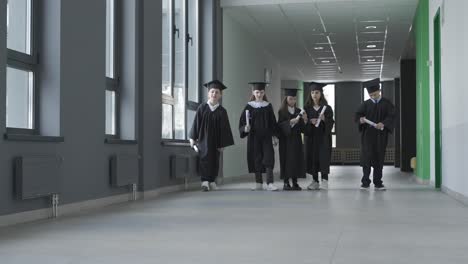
left=239, top=102, right=278, bottom=173
left=355, top=98, right=395, bottom=168
left=277, top=108, right=306, bottom=180
left=304, top=105, right=334, bottom=175
left=189, top=103, right=234, bottom=179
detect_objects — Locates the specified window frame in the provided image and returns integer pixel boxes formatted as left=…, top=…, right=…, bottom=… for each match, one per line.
left=105, top=0, right=121, bottom=139
left=162, top=0, right=201, bottom=142
left=6, top=0, right=39, bottom=135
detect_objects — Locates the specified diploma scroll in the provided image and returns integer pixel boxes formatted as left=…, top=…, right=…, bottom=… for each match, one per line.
left=363, top=118, right=384, bottom=130
left=193, top=145, right=199, bottom=153
left=315, top=106, right=327, bottom=127
left=245, top=110, right=250, bottom=127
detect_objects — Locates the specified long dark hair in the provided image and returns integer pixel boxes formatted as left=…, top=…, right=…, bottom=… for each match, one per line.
left=279, top=97, right=295, bottom=116
left=305, top=90, right=328, bottom=108
left=249, top=94, right=269, bottom=102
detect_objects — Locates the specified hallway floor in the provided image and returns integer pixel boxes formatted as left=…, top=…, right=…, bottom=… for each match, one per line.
left=1, top=166, right=467, bottom=264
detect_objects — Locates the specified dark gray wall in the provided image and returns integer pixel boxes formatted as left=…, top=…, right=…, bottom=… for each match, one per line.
left=400, top=60, right=416, bottom=172
left=334, top=82, right=363, bottom=148
left=394, top=78, right=401, bottom=168
left=0, top=0, right=219, bottom=216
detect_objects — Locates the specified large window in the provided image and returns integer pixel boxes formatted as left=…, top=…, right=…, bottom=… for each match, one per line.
left=6, top=0, right=38, bottom=133
left=162, top=0, right=200, bottom=140
left=323, top=84, right=336, bottom=148
left=106, top=0, right=120, bottom=137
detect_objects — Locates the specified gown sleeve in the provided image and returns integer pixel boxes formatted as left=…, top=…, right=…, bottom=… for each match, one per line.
left=218, top=108, right=235, bottom=148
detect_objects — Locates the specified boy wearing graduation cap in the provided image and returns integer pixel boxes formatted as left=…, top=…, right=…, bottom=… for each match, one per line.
left=189, top=80, right=235, bottom=192
left=303, top=82, right=335, bottom=190
left=239, top=82, right=280, bottom=191
left=355, top=78, right=395, bottom=191
left=277, top=88, right=306, bottom=190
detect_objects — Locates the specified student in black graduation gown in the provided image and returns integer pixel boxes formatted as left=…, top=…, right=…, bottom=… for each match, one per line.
left=277, top=88, right=306, bottom=191
left=355, top=78, right=395, bottom=191
left=189, top=80, right=235, bottom=192
left=304, top=82, right=335, bottom=190
left=239, top=82, right=279, bottom=191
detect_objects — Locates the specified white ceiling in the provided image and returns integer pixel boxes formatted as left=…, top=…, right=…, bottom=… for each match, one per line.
left=221, top=0, right=418, bottom=82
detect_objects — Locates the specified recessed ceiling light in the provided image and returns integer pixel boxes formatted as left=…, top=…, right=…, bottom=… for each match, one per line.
left=314, top=46, right=324, bottom=50
left=366, top=44, right=377, bottom=48
left=322, top=60, right=330, bottom=63
left=365, top=26, right=377, bottom=29
left=367, top=59, right=376, bottom=62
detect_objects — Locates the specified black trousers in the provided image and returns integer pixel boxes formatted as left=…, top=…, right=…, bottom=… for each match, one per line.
left=312, top=173, right=328, bottom=182
left=255, top=168, right=274, bottom=184
left=361, top=166, right=383, bottom=186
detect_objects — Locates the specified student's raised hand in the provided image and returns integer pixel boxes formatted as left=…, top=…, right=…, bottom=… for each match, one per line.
left=360, top=117, right=366, bottom=124
left=302, top=113, right=308, bottom=122
left=310, top=118, right=318, bottom=125
left=244, top=124, right=251, bottom=133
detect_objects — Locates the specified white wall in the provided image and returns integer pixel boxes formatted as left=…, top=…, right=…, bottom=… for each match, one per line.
left=429, top=0, right=468, bottom=197
left=222, top=13, right=282, bottom=178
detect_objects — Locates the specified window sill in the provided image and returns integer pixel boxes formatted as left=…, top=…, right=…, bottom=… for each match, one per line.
left=105, top=138, right=138, bottom=145
left=4, top=134, right=64, bottom=143
left=161, top=140, right=190, bottom=147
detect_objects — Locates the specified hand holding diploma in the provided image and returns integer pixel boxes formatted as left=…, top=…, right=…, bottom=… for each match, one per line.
left=315, top=106, right=327, bottom=127
left=361, top=117, right=384, bottom=130
left=245, top=110, right=251, bottom=133
left=190, top=139, right=199, bottom=153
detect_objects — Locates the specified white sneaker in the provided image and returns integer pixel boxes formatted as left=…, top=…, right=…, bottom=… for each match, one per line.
left=209, top=182, right=218, bottom=191
left=307, top=181, right=320, bottom=190
left=321, top=180, right=328, bottom=190
left=201, top=181, right=210, bottom=192
left=266, top=183, right=279, bottom=191
left=251, top=183, right=263, bottom=191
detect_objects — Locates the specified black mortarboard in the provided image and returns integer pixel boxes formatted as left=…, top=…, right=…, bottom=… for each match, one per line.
left=309, top=82, right=327, bottom=92
left=249, top=81, right=269, bottom=91
left=203, top=80, right=227, bottom=90
left=283, top=88, right=299, bottom=97
left=363, top=78, right=380, bottom=93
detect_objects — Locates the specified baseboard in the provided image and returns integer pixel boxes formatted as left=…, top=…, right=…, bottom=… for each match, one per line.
left=441, top=186, right=468, bottom=206
left=2, top=173, right=286, bottom=228
left=0, top=181, right=200, bottom=228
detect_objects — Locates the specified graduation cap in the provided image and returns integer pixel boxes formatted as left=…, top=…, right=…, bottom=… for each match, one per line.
left=283, top=88, right=299, bottom=97
left=309, top=82, right=327, bottom=92
left=363, top=78, right=381, bottom=93
left=203, top=80, right=227, bottom=90
left=249, top=81, right=269, bottom=91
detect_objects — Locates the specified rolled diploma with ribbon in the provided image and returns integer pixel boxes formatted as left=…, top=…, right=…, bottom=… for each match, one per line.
left=245, top=109, right=250, bottom=127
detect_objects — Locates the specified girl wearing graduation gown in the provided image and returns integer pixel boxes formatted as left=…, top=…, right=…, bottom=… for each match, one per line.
left=355, top=78, right=395, bottom=191
left=304, top=82, right=335, bottom=190
left=239, top=82, right=279, bottom=191
left=277, top=89, right=306, bottom=191
left=189, top=80, right=235, bottom=192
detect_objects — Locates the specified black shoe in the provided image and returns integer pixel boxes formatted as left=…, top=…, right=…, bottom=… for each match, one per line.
left=283, top=183, right=292, bottom=191
left=360, top=184, right=370, bottom=190
left=292, top=183, right=302, bottom=191
left=375, top=184, right=386, bottom=191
